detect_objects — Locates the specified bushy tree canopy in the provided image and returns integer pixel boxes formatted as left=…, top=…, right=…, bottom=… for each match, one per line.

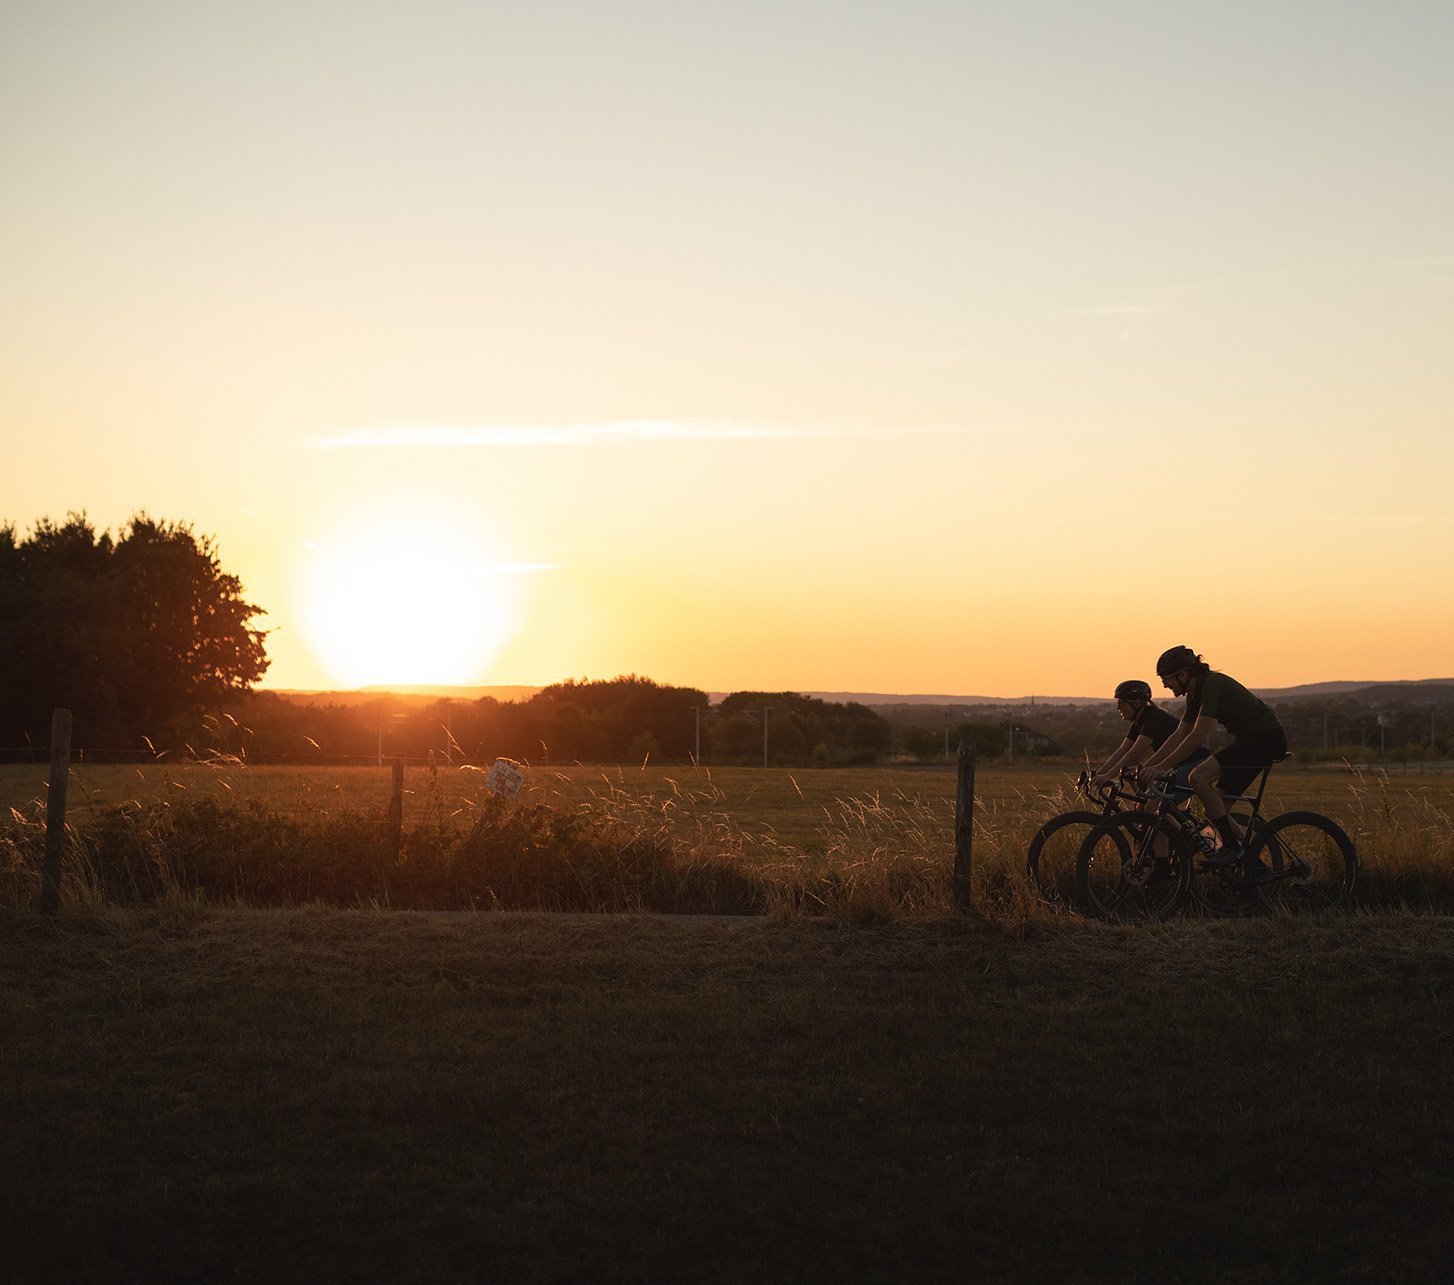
left=713, top=691, right=892, bottom=765
left=0, top=514, right=269, bottom=747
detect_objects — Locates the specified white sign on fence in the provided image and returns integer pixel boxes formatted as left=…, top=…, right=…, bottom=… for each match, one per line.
left=484, top=758, right=527, bottom=799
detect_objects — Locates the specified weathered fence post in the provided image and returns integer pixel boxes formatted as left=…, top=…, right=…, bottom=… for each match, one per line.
left=388, top=757, right=405, bottom=853
left=40, top=708, right=73, bottom=915
left=954, top=740, right=975, bottom=912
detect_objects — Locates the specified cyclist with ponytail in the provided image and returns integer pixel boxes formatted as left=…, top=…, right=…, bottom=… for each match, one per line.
left=1138, top=646, right=1288, bottom=867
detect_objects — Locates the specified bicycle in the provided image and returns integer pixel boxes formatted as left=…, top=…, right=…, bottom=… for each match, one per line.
left=1074, top=757, right=1358, bottom=923
left=1026, top=769, right=1147, bottom=906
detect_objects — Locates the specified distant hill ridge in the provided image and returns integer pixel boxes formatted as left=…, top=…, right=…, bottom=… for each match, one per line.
left=815, top=680, right=1454, bottom=707
left=266, top=678, right=1454, bottom=708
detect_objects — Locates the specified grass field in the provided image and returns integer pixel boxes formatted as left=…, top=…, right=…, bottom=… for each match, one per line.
left=4, top=761, right=1452, bottom=915
left=8, top=758, right=1450, bottom=839
left=3, top=906, right=1452, bottom=1282
left=5, top=767, right=1453, bottom=1279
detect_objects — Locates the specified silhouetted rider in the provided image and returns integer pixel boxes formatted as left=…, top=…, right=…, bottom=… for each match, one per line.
left=1138, top=646, right=1288, bottom=866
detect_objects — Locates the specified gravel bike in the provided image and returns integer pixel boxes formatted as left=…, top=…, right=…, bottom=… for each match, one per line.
left=1074, top=758, right=1358, bottom=923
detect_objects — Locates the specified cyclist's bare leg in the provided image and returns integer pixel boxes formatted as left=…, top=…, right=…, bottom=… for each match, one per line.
left=1189, top=757, right=1243, bottom=846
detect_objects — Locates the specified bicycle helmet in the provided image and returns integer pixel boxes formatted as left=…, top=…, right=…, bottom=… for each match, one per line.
left=1113, top=679, right=1152, bottom=702
left=1155, top=645, right=1200, bottom=676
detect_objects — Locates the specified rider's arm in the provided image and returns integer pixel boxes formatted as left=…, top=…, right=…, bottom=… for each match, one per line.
left=1093, top=734, right=1156, bottom=786
left=1143, top=715, right=1214, bottom=772
left=1093, top=736, right=1135, bottom=780
left=1120, top=734, right=1157, bottom=768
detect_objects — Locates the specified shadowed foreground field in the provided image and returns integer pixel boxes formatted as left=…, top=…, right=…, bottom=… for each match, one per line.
left=3, top=908, right=1452, bottom=1282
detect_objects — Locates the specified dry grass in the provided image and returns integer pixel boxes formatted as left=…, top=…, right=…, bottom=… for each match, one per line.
left=1334, top=767, right=1454, bottom=909
left=2, top=762, right=1451, bottom=917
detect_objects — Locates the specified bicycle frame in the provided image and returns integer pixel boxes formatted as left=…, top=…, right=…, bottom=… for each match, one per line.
left=1147, top=759, right=1298, bottom=890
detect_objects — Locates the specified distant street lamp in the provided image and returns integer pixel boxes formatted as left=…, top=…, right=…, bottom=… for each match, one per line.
left=690, top=706, right=704, bottom=765
left=740, top=706, right=774, bottom=767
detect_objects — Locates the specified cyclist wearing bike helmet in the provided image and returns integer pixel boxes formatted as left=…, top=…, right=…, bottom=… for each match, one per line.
left=1089, top=679, right=1186, bottom=790
left=1138, top=645, right=1288, bottom=866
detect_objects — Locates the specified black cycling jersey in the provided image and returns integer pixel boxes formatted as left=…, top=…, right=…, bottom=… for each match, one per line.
left=1128, top=702, right=1180, bottom=750
left=1182, top=671, right=1281, bottom=739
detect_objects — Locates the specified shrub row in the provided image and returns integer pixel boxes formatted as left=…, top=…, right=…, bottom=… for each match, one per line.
left=2, top=795, right=765, bottom=914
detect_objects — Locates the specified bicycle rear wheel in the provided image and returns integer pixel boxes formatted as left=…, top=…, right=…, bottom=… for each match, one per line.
left=1076, top=810, right=1189, bottom=923
left=1247, top=811, right=1358, bottom=913
left=1026, top=809, right=1105, bottom=905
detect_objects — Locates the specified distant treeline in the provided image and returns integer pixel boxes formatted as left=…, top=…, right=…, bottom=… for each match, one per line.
left=20, top=677, right=894, bottom=768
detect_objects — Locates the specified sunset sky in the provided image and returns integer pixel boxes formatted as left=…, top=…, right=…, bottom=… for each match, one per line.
left=3, top=1, right=1451, bottom=697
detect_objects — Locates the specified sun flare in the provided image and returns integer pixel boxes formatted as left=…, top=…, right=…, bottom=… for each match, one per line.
left=293, top=506, right=523, bottom=689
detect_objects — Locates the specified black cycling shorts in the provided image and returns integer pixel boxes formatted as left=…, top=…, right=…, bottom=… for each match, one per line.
left=1213, top=728, right=1289, bottom=795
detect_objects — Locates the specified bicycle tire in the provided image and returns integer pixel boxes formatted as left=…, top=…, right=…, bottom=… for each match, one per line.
left=1247, top=811, right=1358, bottom=913
left=1026, top=809, right=1106, bottom=905
left=1076, top=809, right=1190, bottom=923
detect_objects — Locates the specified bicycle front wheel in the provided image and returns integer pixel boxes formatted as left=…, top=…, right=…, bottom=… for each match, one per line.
left=1076, top=810, right=1189, bottom=923
left=1026, top=809, right=1105, bottom=906
left=1248, top=811, right=1358, bottom=913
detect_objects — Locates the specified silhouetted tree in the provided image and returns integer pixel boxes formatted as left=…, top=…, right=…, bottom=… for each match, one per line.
left=0, top=514, right=269, bottom=748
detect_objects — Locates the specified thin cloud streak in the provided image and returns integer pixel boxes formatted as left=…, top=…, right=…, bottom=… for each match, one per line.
left=1054, top=304, right=1161, bottom=317
left=317, top=422, right=788, bottom=449
left=1279, top=511, right=1450, bottom=526
left=313, top=422, right=1005, bottom=450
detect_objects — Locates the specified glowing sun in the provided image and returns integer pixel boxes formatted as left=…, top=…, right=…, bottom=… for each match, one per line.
left=294, top=506, right=523, bottom=688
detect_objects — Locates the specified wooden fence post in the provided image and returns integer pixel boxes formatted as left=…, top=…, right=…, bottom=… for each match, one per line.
left=388, top=757, right=405, bottom=853
left=954, top=740, right=975, bottom=912
left=41, top=708, right=73, bottom=915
